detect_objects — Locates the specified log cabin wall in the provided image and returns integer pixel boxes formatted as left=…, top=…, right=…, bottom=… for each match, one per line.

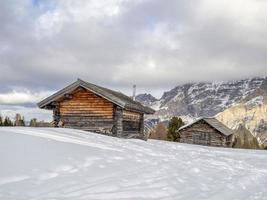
left=59, top=87, right=114, bottom=134
left=114, top=106, right=123, bottom=137
left=179, top=121, right=227, bottom=147
left=52, top=103, right=60, bottom=127
left=122, top=110, right=142, bottom=136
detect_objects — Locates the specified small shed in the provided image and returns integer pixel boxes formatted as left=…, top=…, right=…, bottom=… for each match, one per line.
left=38, top=79, right=155, bottom=139
left=178, top=118, right=233, bottom=147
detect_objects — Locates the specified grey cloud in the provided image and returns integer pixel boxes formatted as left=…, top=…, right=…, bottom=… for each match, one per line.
left=0, top=0, right=267, bottom=94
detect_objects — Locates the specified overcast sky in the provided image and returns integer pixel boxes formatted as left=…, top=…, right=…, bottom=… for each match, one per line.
left=0, top=0, right=267, bottom=121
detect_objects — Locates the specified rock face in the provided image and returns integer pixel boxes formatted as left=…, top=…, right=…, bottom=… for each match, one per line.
left=135, top=93, right=158, bottom=107
left=217, top=103, right=267, bottom=147
left=138, top=77, right=267, bottom=122
left=232, top=124, right=260, bottom=149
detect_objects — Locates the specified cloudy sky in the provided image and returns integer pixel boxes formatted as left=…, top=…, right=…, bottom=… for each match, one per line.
left=0, top=0, right=267, bottom=121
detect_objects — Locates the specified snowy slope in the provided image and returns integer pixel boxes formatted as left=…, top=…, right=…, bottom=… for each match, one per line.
left=0, top=127, right=267, bottom=200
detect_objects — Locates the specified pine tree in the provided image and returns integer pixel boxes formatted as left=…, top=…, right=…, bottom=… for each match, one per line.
left=30, top=118, right=37, bottom=127
left=10, top=118, right=13, bottom=126
left=3, top=117, right=7, bottom=126
left=20, top=116, right=25, bottom=126
left=167, top=117, right=185, bottom=142
left=3, top=116, right=13, bottom=126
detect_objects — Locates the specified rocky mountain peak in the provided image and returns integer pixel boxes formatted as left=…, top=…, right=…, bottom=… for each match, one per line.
left=135, top=93, right=158, bottom=105
left=137, top=76, right=267, bottom=122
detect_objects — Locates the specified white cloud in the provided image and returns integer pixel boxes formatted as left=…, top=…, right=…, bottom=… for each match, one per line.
left=0, top=90, right=53, bottom=105
left=34, top=0, right=128, bottom=38
left=35, top=9, right=67, bottom=38
left=0, top=105, right=52, bottom=122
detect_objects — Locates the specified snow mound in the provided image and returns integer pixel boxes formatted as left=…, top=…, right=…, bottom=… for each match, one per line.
left=0, top=127, right=266, bottom=200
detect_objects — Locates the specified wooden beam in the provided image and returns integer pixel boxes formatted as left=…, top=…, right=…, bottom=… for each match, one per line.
left=114, top=106, right=123, bottom=137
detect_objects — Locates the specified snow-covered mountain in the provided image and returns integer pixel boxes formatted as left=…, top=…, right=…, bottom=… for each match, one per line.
left=0, top=127, right=266, bottom=199
left=137, top=77, right=267, bottom=123
left=135, top=93, right=158, bottom=105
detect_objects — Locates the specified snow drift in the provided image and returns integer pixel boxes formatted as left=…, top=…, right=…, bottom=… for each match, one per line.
left=0, top=127, right=266, bottom=200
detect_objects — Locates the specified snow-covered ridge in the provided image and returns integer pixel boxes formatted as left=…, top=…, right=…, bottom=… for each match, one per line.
left=0, top=127, right=267, bottom=199
left=137, top=77, right=267, bottom=123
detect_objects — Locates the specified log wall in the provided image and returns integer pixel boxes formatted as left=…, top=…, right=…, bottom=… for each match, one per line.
left=179, top=121, right=228, bottom=147
left=122, top=110, right=142, bottom=137
left=59, top=87, right=114, bottom=133
left=114, top=106, right=123, bottom=137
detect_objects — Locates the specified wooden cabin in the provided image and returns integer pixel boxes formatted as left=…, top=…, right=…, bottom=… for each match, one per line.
left=178, top=118, right=233, bottom=147
left=38, top=79, right=155, bottom=139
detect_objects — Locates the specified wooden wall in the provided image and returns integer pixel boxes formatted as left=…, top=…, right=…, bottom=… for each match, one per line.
left=179, top=121, right=228, bottom=147
left=50, top=86, right=145, bottom=138
left=122, top=110, right=142, bottom=136
left=59, top=87, right=114, bottom=133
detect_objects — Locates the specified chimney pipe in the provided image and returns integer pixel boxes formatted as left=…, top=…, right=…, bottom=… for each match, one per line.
left=132, top=84, right=136, bottom=101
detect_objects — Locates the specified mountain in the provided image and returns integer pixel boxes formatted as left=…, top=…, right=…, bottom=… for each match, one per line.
left=137, top=77, right=267, bottom=122
left=231, top=124, right=260, bottom=149
left=1, top=127, right=266, bottom=199
left=137, top=77, right=267, bottom=145
left=135, top=93, right=158, bottom=106
left=217, top=101, right=267, bottom=147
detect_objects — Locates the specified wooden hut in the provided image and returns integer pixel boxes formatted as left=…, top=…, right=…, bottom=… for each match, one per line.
left=178, top=118, right=233, bottom=147
left=38, top=79, right=155, bottom=139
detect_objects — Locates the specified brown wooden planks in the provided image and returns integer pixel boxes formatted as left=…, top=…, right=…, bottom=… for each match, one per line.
left=59, top=88, right=113, bottom=117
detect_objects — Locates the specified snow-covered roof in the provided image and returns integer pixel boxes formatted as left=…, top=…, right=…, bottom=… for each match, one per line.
left=37, top=79, right=155, bottom=114
left=178, top=117, right=234, bottom=136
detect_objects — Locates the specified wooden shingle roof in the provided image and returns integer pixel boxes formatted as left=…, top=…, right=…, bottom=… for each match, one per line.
left=37, top=79, right=155, bottom=114
left=178, top=117, right=233, bottom=136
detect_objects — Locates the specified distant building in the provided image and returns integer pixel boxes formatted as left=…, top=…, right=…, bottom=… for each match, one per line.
left=38, top=79, right=155, bottom=139
left=178, top=118, right=233, bottom=147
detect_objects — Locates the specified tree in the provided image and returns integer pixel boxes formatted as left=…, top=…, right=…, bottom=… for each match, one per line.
left=14, top=114, right=25, bottom=126
left=0, top=116, right=2, bottom=126
left=30, top=118, right=37, bottom=127
left=149, top=123, right=167, bottom=140
left=167, top=117, right=185, bottom=142
left=20, top=117, right=25, bottom=126
left=3, top=116, right=13, bottom=126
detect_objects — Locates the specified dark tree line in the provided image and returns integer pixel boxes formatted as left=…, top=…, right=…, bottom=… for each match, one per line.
left=0, top=114, right=49, bottom=127
left=149, top=116, right=185, bottom=142
left=0, top=116, right=14, bottom=126
left=0, top=113, right=26, bottom=126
